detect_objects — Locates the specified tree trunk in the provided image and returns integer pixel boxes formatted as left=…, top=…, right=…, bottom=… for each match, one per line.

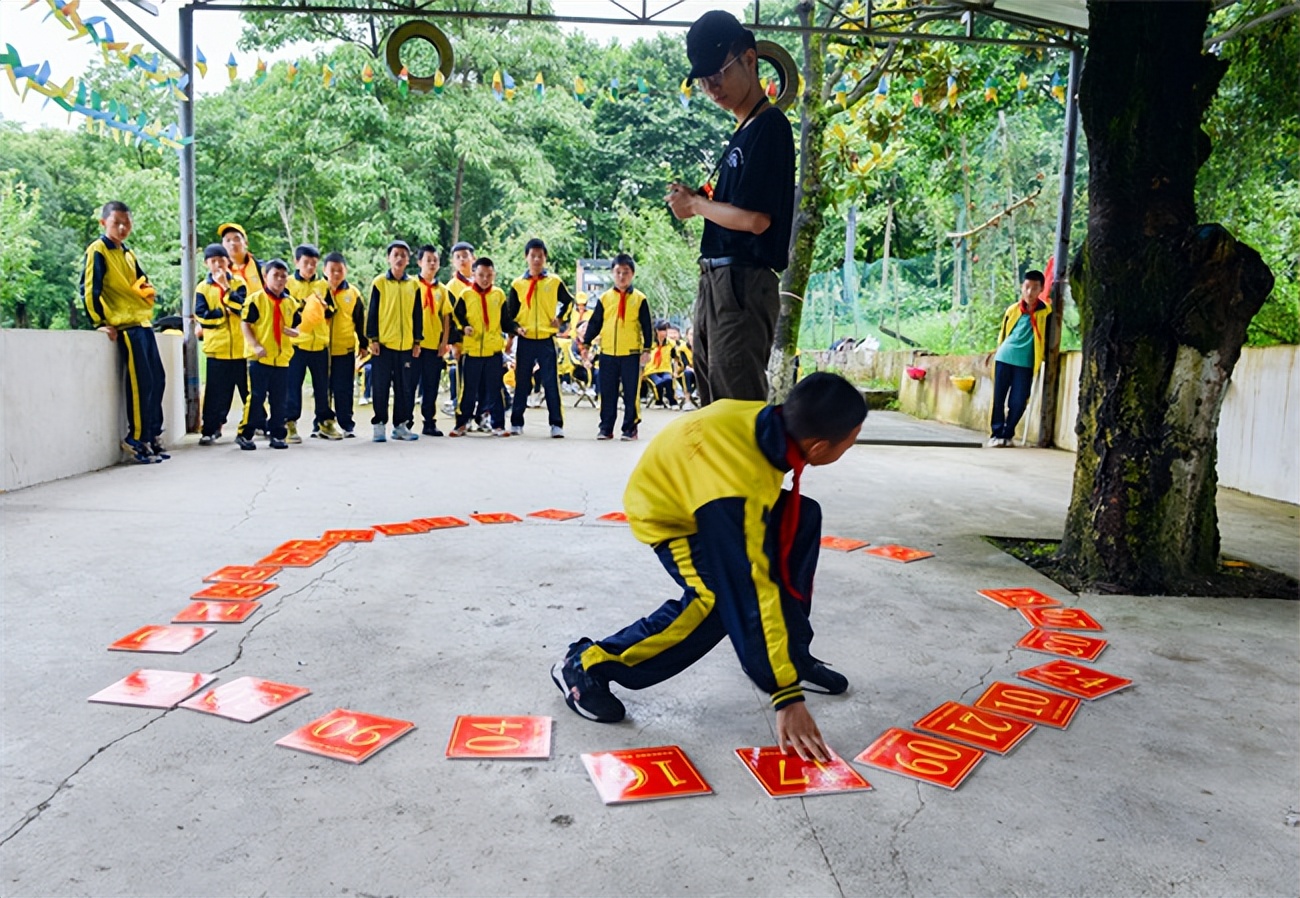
left=451, top=154, right=466, bottom=244
left=1058, top=0, right=1274, bottom=593
left=768, top=2, right=825, bottom=403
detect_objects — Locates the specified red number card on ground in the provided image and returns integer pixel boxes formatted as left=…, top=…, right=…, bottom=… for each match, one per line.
left=581, top=745, right=712, bottom=804
left=914, top=701, right=1035, bottom=755
left=735, top=747, right=872, bottom=798
left=178, top=676, right=311, bottom=722
left=973, top=681, right=1080, bottom=729
left=108, top=624, right=215, bottom=654
left=596, top=511, right=628, bottom=523
left=275, top=539, right=332, bottom=554
left=1016, top=628, right=1109, bottom=662
left=412, top=516, right=469, bottom=530
left=863, top=544, right=934, bottom=563
left=258, top=547, right=328, bottom=567
left=977, top=587, right=1063, bottom=610
left=1018, top=660, right=1134, bottom=700
left=471, top=512, right=523, bottom=525
left=203, top=564, right=280, bottom=583
left=191, top=580, right=278, bottom=601
left=445, top=715, right=552, bottom=759
left=528, top=509, right=584, bottom=522
left=172, top=600, right=260, bottom=624
left=276, top=708, right=415, bottom=764
left=88, top=669, right=216, bottom=709
left=1018, top=606, right=1104, bottom=631
left=820, top=536, right=869, bottom=552
left=372, top=521, right=432, bottom=536
left=855, top=728, right=984, bottom=790
left=321, top=529, right=375, bottom=543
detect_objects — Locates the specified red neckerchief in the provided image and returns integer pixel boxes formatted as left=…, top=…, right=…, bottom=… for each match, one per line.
left=267, top=290, right=286, bottom=348
left=616, top=287, right=629, bottom=321
left=472, top=283, right=492, bottom=330
left=1019, top=298, right=1043, bottom=341
left=779, top=437, right=809, bottom=606
left=524, top=273, right=543, bottom=309
left=233, top=256, right=256, bottom=288
left=652, top=341, right=665, bottom=367
left=420, top=277, right=440, bottom=312
left=210, top=276, right=228, bottom=308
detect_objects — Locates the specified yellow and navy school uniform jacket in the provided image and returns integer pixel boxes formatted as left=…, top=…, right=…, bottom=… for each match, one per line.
left=643, top=339, right=678, bottom=376
left=287, top=271, right=333, bottom=352
left=365, top=270, right=422, bottom=351
left=82, top=235, right=154, bottom=329
left=506, top=272, right=575, bottom=340
left=555, top=336, right=575, bottom=377
left=997, top=298, right=1051, bottom=373
left=584, top=286, right=652, bottom=357
left=675, top=339, right=694, bottom=368
left=452, top=284, right=515, bottom=357
left=417, top=277, right=453, bottom=349
left=327, top=280, right=366, bottom=356
left=230, top=255, right=264, bottom=299
left=194, top=273, right=249, bottom=359
left=622, top=400, right=808, bottom=709
left=242, top=287, right=302, bottom=367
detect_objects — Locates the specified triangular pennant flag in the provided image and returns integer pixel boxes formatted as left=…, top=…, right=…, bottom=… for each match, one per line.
left=574, top=74, right=587, bottom=103
left=195, top=45, right=207, bottom=79
left=322, top=62, right=334, bottom=88
left=254, top=57, right=267, bottom=85
left=609, top=76, right=619, bottom=101
left=874, top=75, right=888, bottom=106
left=637, top=76, right=649, bottom=102
left=491, top=69, right=503, bottom=101
left=533, top=71, right=544, bottom=99
left=679, top=77, right=691, bottom=108
left=433, top=69, right=444, bottom=94
left=226, top=53, right=237, bottom=82
left=361, top=62, right=375, bottom=91
left=287, top=60, right=298, bottom=84
left=397, top=65, right=409, bottom=96
left=503, top=70, right=515, bottom=101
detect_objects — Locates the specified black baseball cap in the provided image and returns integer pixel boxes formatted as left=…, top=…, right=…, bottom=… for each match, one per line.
left=686, top=10, right=752, bottom=79
left=203, top=243, right=230, bottom=260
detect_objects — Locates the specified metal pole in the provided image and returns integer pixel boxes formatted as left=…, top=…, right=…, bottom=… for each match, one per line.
left=1036, top=38, right=1082, bottom=448
left=179, top=3, right=200, bottom=433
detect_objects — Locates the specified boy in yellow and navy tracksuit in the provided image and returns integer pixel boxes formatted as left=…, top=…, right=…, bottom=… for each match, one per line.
left=989, top=269, right=1051, bottom=447
left=286, top=245, right=340, bottom=441
left=218, top=222, right=263, bottom=298
left=450, top=257, right=516, bottom=436
left=322, top=252, right=366, bottom=438
left=414, top=244, right=453, bottom=436
left=237, top=259, right=302, bottom=449
left=552, top=373, right=868, bottom=761
left=446, top=241, right=478, bottom=426
left=82, top=200, right=166, bottom=464
left=194, top=243, right=248, bottom=444
left=582, top=252, right=653, bottom=441
left=365, top=240, right=423, bottom=441
left=506, top=238, right=575, bottom=437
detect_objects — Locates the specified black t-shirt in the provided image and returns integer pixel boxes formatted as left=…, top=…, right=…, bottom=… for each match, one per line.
left=699, top=104, right=795, bottom=272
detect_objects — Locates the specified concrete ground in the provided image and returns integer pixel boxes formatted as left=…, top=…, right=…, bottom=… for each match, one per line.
left=2, top=401, right=1297, bottom=897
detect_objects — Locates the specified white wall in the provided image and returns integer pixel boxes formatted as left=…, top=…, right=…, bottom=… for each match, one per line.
left=1053, top=346, right=1298, bottom=504
left=1, top=330, right=185, bottom=492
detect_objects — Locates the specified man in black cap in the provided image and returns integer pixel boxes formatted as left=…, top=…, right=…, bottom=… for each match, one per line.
left=666, top=9, right=795, bottom=406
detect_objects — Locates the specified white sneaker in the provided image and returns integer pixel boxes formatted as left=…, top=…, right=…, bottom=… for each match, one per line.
left=550, top=425, right=565, bottom=439
left=985, top=437, right=1002, bottom=448
left=1001, top=438, right=1015, bottom=448
left=373, top=424, right=387, bottom=442
left=392, top=423, right=419, bottom=441
left=509, top=424, right=523, bottom=436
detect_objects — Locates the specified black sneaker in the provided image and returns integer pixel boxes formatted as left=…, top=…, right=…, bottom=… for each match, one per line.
left=422, top=422, right=443, bottom=437
left=199, top=434, right=215, bottom=446
left=121, top=438, right=159, bottom=464
left=802, top=658, right=849, bottom=695
left=236, top=434, right=256, bottom=450
left=551, top=640, right=625, bottom=723
left=148, top=440, right=170, bottom=460
left=596, top=431, right=613, bottom=441
left=269, top=437, right=289, bottom=449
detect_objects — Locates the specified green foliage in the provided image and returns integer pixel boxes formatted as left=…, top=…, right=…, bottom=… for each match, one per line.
left=0, top=170, right=42, bottom=327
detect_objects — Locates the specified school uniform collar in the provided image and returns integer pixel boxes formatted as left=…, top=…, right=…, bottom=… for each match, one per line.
left=291, top=270, right=317, bottom=282
left=386, top=269, right=410, bottom=281
left=521, top=269, right=549, bottom=279
left=100, top=234, right=125, bottom=251
left=331, top=279, right=352, bottom=291
left=755, top=405, right=797, bottom=472
left=455, top=271, right=473, bottom=284
left=204, top=273, right=228, bottom=286
left=265, top=288, right=287, bottom=299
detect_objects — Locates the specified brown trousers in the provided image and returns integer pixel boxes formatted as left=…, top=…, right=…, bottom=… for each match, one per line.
left=693, top=263, right=780, bottom=405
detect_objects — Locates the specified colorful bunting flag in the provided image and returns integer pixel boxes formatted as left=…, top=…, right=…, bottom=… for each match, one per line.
left=433, top=69, right=444, bottom=95
left=226, top=53, right=237, bottom=83
left=195, top=45, right=207, bottom=79
left=533, top=71, right=544, bottom=99
left=397, top=65, right=409, bottom=96
left=679, top=77, right=691, bottom=109
left=637, top=76, right=649, bottom=103
left=322, top=62, right=334, bottom=89
left=1050, top=71, right=1065, bottom=103
left=253, top=57, right=267, bottom=85
left=609, top=76, right=619, bottom=101
left=503, top=70, right=515, bottom=101
left=1016, top=71, right=1028, bottom=100
left=361, top=62, right=375, bottom=92
left=287, top=60, right=298, bottom=84
left=874, top=75, right=888, bottom=106
left=492, top=69, right=503, bottom=101
left=574, top=74, right=587, bottom=103
left=984, top=76, right=998, bottom=103
left=946, top=74, right=958, bottom=107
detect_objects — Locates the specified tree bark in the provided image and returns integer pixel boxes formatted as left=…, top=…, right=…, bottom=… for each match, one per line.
left=451, top=154, right=466, bottom=245
left=1058, top=0, right=1274, bottom=593
left=768, top=2, right=826, bottom=403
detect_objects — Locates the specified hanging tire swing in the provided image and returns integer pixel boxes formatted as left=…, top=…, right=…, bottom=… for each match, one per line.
left=385, top=20, right=454, bottom=94
left=755, top=40, right=798, bottom=112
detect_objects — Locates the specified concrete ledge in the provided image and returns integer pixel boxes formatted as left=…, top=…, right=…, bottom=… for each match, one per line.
left=1, top=329, right=184, bottom=492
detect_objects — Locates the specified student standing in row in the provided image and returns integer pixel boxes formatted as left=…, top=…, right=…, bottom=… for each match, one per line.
left=194, top=243, right=248, bottom=445
left=581, top=252, right=651, bottom=441
left=446, top=241, right=482, bottom=428
left=323, top=252, right=366, bottom=438
left=237, top=260, right=301, bottom=450
left=219, top=222, right=263, bottom=298
left=366, top=240, right=423, bottom=442
left=286, top=245, right=341, bottom=442
left=83, top=200, right=167, bottom=464
left=414, top=245, right=453, bottom=437
left=450, top=257, right=515, bottom=437
left=506, top=239, right=575, bottom=438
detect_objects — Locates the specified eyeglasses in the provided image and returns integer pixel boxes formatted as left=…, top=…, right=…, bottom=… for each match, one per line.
left=693, top=54, right=740, bottom=89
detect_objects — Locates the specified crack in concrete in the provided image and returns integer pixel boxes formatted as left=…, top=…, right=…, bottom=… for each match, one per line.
left=1, top=552, right=352, bottom=848
left=1, top=710, right=173, bottom=846
left=958, top=663, right=996, bottom=701
left=233, top=471, right=274, bottom=530
left=886, top=782, right=926, bottom=897
left=799, top=798, right=847, bottom=898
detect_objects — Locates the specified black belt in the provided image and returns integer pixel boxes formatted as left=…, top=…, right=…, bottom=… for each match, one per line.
left=698, top=256, right=757, bottom=271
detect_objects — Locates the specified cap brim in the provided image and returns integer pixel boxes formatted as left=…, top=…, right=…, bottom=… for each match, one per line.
left=217, top=222, right=246, bottom=238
